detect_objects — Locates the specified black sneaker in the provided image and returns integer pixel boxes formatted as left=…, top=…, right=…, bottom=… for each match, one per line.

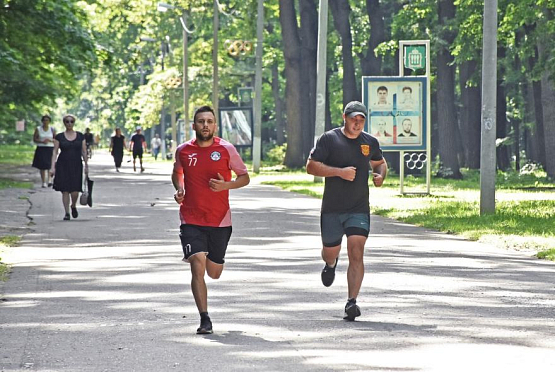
left=321, top=257, right=338, bottom=287
left=343, top=299, right=361, bottom=321
left=197, top=317, right=213, bottom=334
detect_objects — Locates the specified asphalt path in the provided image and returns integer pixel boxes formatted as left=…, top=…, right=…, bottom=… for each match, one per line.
left=1, top=151, right=554, bottom=371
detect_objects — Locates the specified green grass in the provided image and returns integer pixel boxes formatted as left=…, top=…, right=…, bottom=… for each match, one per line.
left=0, top=179, right=33, bottom=190
left=0, top=235, right=20, bottom=248
left=537, top=249, right=555, bottom=261
left=0, top=236, right=21, bottom=282
left=0, top=144, right=35, bottom=166
left=260, top=169, right=555, bottom=260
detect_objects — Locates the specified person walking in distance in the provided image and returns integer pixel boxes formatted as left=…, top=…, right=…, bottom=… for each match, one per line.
left=129, top=126, right=147, bottom=172
left=306, top=101, right=387, bottom=321
left=32, top=115, right=56, bottom=188
left=151, top=133, right=162, bottom=160
left=109, top=128, right=126, bottom=172
left=172, top=105, right=250, bottom=334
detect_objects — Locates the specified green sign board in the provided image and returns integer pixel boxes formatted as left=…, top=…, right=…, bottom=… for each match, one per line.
left=404, top=45, right=426, bottom=70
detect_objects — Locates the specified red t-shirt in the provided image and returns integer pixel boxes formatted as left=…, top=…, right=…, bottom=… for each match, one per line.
left=173, top=137, right=248, bottom=227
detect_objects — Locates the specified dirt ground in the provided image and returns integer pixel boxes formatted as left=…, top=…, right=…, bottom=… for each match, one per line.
left=0, top=163, right=37, bottom=238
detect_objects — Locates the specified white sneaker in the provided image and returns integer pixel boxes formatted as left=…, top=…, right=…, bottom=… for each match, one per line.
left=42, top=182, right=47, bottom=188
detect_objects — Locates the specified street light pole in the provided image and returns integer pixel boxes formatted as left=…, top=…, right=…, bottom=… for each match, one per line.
left=313, top=0, right=328, bottom=182
left=213, top=0, right=219, bottom=113
left=252, top=0, right=264, bottom=173
left=182, top=11, right=189, bottom=143
left=480, top=0, right=498, bottom=215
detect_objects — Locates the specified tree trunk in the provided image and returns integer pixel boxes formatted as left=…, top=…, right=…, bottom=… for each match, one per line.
left=523, top=24, right=546, bottom=167
left=271, top=63, right=286, bottom=145
left=329, top=0, right=359, bottom=103
left=496, top=47, right=511, bottom=171
left=361, top=0, right=385, bottom=76
left=537, top=43, right=555, bottom=178
left=279, top=0, right=305, bottom=167
left=299, top=0, right=318, bottom=158
left=459, top=60, right=481, bottom=169
left=436, top=0, right=462, bottom=178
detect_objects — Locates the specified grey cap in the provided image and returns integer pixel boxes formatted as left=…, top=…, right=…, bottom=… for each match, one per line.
left=343, top=101, right=367, bottom=118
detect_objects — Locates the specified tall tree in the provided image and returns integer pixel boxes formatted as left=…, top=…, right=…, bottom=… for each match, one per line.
left=0, top=0, right=95, bottom=129
left=279, top=0, right=306, bottom=167
left=329, top=0, right=359, bottom=102
left=459, top=60, right=481, bottom=168
left=436, top=0, right=462, bottom=178
left=361, top=0, right=386, bottom=76
left=279, top=0, right=318, bottom=167
left=537, top=8, right=555, bottom=178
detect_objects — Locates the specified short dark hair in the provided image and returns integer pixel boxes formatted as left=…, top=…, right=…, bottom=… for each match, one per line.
left=403, top=86, right=412, bottom=93
left=377, top=86, right=388, bottom=92
left=193, top=105, right=216, bottom=123
left=41, top=115, right=51, bottom=122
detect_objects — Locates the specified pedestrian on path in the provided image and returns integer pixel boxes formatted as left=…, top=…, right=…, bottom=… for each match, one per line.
left=306, top=101, right=387, bottom=321
left=150, top=133, right=162, bottom=160
left=32, top=114, right=56, bottom=188
left=109, top=128, right=126, bottom=172
left=129, top=126, right=146, bottom=172
left=50, top=114, right=88, bottom=221
left=171, top=105, right=250, bottom=334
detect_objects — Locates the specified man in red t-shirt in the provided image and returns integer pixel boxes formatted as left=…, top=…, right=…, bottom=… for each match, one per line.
left=171, top=105, right=250, bottom=334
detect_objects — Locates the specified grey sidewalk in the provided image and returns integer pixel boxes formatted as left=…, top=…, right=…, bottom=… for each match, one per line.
left=1, top=152, right=554, bottom=372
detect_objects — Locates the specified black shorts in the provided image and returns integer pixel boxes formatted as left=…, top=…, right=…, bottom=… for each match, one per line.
left=321, top=213, right=370, bottom=247
left=179, top=224, right=232, bottom=265
left=133, top=150, right=143, bottom=159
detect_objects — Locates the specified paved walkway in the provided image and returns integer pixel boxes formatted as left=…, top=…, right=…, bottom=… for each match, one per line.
left=1, top=152, right=554, bottom=371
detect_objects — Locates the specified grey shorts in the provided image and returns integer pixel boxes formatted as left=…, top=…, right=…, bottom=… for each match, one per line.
left=320, top=213, right=370, bottom=247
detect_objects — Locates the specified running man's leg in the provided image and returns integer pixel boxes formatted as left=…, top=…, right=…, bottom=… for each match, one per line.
left=188, top=254, right=209, bottom=313
left=322, top=245, right=341, bottom=267
left=345, top=235, right=367, bottom=300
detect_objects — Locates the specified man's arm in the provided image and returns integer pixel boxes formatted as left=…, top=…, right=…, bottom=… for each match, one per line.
left=370, top=158, right=387, bottom=187
left=172, top=149, right=185, bottom=203
left=209, top=172, right=250, bottom=192
left=306, top=158, right=356, bottom=182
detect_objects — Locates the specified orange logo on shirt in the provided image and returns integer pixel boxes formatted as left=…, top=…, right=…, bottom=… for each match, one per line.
left=360, top=144, right=370, bottom=156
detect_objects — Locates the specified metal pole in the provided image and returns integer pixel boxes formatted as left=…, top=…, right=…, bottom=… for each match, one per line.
left=212, top=0, right=219, bottom=113
left=480, top=0, right=498, bottom=215
left=252, top=0, right=264, bottom=173
left=160, top=41, right=167, bottom=160
left=313, top=0, right=328, bottom=183
left=182, top=11, right=189, bottom=143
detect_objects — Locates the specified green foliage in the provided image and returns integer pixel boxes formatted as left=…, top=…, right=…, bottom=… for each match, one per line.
left=536, top=249, right=555, bottom=261
left=0, top=0, right=96, bottom=129
left=0, top=236, right=21, bottom=248
left=264, top=143, right=287, bottom=164
left=0, top=144, right=35, bottom=166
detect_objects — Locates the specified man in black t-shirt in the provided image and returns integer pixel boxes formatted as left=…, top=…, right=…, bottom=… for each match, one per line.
left=130, top=126, right=147, bottom=172
left=307, top=100, right=387, bottom=321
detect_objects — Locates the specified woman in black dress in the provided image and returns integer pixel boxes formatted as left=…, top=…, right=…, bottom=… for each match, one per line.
left=50, top=114, right=89, bottom=221
left=109, top=127, right=126, bottom=172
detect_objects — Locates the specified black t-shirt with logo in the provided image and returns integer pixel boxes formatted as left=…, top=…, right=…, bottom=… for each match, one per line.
left=309, top=127, right=383, bottom=214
